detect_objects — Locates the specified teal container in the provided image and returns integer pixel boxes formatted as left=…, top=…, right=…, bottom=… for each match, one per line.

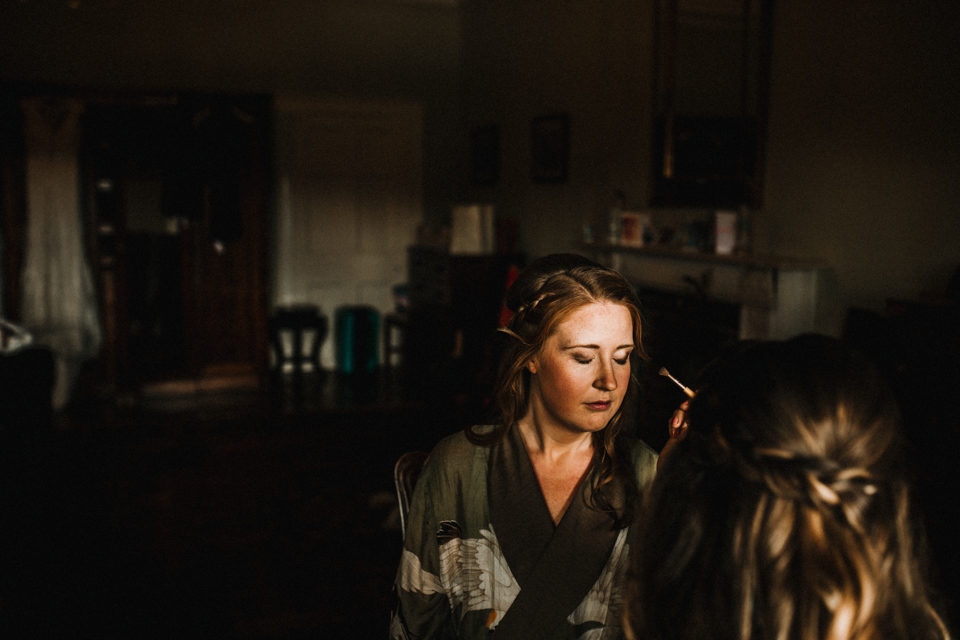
left=335, top=305, right=380, bottom=374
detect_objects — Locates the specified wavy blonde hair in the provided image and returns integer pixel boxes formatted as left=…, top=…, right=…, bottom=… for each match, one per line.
left=624, top=334, right=950, bottom=640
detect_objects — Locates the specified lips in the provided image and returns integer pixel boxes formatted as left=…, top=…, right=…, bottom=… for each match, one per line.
left=586, top=401, right=612, bottom=411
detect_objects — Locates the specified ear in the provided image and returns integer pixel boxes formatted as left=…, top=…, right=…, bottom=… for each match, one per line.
left=526, top=358, right=538, bottom=375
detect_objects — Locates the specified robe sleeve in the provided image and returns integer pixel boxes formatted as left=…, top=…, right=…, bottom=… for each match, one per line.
left=632, top=439, right=659, bottom=493
left=390, top=444, right=459, bottom=640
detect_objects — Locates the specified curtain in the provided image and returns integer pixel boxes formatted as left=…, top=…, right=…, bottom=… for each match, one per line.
left=20, top=97, right=102, bottom=411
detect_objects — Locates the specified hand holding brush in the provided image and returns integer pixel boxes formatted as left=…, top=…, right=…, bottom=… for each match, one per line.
left=658, top=368, right=695, bottom=465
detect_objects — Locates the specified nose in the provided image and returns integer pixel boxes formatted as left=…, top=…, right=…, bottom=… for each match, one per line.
left=594, top=360, right=618, bottom=391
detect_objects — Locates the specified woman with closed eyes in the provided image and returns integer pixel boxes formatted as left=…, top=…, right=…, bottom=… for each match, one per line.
left=390, top=253, right=658, bottom=640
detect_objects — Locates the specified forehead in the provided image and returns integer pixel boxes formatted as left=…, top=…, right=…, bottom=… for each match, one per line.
left=551, top=301, right=634, bottom=342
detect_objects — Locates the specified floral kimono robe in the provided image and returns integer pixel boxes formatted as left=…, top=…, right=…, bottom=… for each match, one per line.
left=390, top=425, right=658, bottom=640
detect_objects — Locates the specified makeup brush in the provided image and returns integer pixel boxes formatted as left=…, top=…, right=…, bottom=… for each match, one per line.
left=659, top=367, right=696, bottom=398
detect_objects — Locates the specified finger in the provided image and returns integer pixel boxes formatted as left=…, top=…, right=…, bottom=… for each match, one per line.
left=669, top=411, right=687, bottom=438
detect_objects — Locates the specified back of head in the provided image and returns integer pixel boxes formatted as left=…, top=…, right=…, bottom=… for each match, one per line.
left=625, top=334, right=950, bottom=640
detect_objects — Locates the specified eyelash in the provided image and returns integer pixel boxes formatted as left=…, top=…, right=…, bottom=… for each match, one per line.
left=574, top=356, right=630, bottom=365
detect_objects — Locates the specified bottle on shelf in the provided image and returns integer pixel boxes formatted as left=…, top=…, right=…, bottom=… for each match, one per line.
left=607, top=190, right=626, bottom=245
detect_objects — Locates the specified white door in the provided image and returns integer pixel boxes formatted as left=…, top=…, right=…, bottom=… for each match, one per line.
left=273, top=97, right=423, bottom=369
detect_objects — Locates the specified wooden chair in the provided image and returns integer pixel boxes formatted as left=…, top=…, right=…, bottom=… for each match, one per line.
left=268, top=305, right=328, bottom=374
left=394, top=451, right=428, bottom=539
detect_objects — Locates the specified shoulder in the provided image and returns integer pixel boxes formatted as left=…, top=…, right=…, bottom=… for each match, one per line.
left=414, top=428, right=493, bottom=521
left=422, top=426, right=493, bottom=477
left=430, top=425, right=492, bottom=457
left=628, top=438, right=659, bottom=493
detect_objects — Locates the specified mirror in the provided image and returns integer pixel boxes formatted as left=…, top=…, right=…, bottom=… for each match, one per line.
left=652, top=0, right=774, bottom=208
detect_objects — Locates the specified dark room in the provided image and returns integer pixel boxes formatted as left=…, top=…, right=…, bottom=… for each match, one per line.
left=1, top=0, right=958, bottom=638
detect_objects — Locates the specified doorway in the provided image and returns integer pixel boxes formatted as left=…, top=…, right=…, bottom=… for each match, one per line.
left=81, top=94, right=272, bottom=393
left=272, top=98, right=424, bottom=370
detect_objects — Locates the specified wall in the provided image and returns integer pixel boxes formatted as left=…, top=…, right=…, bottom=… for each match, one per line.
left=459, top=0, right=655, bottom=259
left=0, top=0, right=463, bottom=221
left=460, top=0, right=960, bottom=336
left=762, top=0, right=960, bottom=333
left=3, top=0, right=959, bottom=337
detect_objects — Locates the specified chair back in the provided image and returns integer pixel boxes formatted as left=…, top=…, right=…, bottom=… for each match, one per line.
left=394, top=451, right=428, bottom=539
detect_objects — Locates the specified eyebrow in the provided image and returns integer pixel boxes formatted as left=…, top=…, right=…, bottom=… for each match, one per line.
left=562, top=343, right=634, bottom=351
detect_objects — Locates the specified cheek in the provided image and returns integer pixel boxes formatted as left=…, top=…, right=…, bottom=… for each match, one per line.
left=617, top=363, right=632, bottom=388
left=539, top=360, right=589, bottom=400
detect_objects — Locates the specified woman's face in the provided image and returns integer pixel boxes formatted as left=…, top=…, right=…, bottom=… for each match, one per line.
left=526, top=301, right=635, bottom=436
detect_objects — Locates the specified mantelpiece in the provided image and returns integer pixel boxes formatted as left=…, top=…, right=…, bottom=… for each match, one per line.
left=583, top=243, right=827, bottom=340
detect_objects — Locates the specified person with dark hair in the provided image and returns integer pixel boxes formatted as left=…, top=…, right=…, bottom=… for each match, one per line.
left=390, top=253, right=659, bottom=640
left=624, top=334, right=952, bottom=640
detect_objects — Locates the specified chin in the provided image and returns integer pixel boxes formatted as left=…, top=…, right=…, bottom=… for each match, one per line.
left=580, top=419, right=614, bottom=433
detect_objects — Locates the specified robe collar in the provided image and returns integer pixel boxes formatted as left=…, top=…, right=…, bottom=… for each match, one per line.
left=488, top=424, right=625, bottom=640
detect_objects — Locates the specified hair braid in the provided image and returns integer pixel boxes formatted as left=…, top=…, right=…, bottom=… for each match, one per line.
left=625, top=335, right=951, bottom=640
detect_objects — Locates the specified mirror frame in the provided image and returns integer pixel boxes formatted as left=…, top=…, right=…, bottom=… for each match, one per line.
left=651, top=0, right=774, bottom=208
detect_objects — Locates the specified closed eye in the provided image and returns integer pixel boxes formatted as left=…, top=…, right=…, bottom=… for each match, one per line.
left=574, top=354, right=630, bottom=365
left=614, top=348, right=633, bottom=365
left=568, top=345, right=633, bottom=365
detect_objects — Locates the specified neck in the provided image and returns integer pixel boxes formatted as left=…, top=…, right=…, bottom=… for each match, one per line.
left=517, top=404, right=594, bottom=460
left=516, top=408, right=596, bottom=525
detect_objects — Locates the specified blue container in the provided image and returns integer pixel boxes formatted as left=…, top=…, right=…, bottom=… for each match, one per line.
left=335, top=305, right=380, bottom=374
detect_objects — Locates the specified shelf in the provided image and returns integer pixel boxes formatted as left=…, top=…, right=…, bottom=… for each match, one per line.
left=583, top=242, right=824, bottom=271
left=582, top=242, right=829, bottom=340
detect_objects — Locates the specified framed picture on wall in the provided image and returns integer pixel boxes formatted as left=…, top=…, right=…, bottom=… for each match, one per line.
left=531, top=113, right=569, bottom=183
left=470, top=124, right=500, bottom=186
